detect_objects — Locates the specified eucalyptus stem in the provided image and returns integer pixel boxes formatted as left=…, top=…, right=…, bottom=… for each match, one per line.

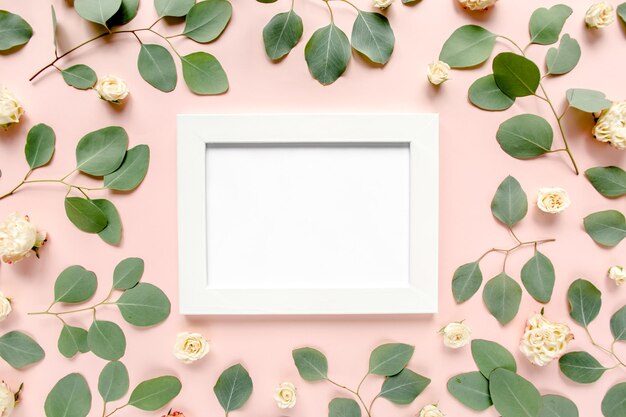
left=104, top=404, right=127, bottom=417
left=585, top=328, right=626, bottom=369
left=326, top=377, right=374, bottom=417
left=29, top=288, right=114, bottom=317
left=0, top=170, right=106, bottom=201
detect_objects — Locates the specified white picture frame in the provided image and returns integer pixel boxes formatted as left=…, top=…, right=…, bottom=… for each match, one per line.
left=177, top=114, right=439, bottom=315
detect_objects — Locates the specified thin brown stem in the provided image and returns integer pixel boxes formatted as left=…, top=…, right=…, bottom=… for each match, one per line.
left=585, top=328, right=626, bottom=368
left=326, top=378, right=372, bottom=417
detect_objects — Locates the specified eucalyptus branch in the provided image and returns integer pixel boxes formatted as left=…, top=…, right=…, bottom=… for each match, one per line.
left=29, top=288, right=115, bottom=317
left=584, top=327, right=626, bottom=369
left=326, top=376, right=374, bottom=417
left=0, top=171, right=105, bottom=201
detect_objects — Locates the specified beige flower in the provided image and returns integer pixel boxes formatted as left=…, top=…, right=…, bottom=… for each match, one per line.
left=0, top=213, right=47, bottom=264
left=458, top=0, right=497, bottom=11
left=95, top=75, right=129, bottom=103
left=585, top=2, right=615, bottom=28
left=419, top=404, right=444, bottom=417
left=0, top=382, right=16, bottom=417
left=427, top=61, right=450, bottom=86
left=173, top=332, right=209, bottom=364
left=520, top=313, right=573, bottom=366
left=274, top=382, right=297, bottom=409
left=0, top=293, right=11, bottom=322
left=440, top=321, right=471, bottom=349
left=536, top=187, right=571, bottom=214
left=372, top=0, right=393, bottom=9
left=593, top=101, right=626, bottom=150
left=609, top=266, right=626, bottom=286
left=0, top=86, right=23, bottom=129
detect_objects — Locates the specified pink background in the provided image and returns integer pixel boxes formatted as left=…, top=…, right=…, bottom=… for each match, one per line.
left=1, top=0, right=626, bottom=416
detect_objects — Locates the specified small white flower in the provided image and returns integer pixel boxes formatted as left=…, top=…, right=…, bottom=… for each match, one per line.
left=0, top=86, right=23, bottom=129
left=419, top=404, right=444, bottom=417
left=458, top=0, right=497, bottom=11
left=0, top=213, right=46, bottom=264
left=95, top=75, right=129, bottom=103
left=274, top=382, right=297, bottom=409
left=537, top=187, right=571, bottom=214
left=173, top=332, right=209, bottom=364
left=0, top=293, right=12, bottom=322
left=520, top=313, right=573, bottom=366
left=585, top=2, right=615, bottom=28
left=427, top=61, right=450, bottom=86
left=609, top=266, right=626, bottom=286
left=372, top=0, right=393, bottom=9
left=440, top=321, right=471, bottom=349
left=0, top=382, right=16, bottom=417
left=593, top=101, right=626, bottom=150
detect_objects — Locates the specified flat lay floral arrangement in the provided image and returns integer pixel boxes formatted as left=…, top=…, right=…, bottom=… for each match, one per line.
left=1, top=0, right=626, bottom=417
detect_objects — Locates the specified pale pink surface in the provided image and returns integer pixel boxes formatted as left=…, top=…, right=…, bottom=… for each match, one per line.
left=1, top=0, right=625, bottom=416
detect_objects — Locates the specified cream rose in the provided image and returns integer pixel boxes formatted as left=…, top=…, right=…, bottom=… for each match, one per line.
left=609, top=265, right=626, bottom=286
left=0, top=213, right=47, bottom=264
left=95, top=75, right=129, bottom=103
left=0, top=293, right=12, bottom=322
left=372, top=0, right=393, bottom=9
left=419, top=404, right=444, bottom=417
left=536, top=187, right=571, bottom=214
left=0, top=86, right=23, bottom=129
left=458, top=0, right=497, bottom=11
left=585, top=2, right=615, bottom=28
left=440, top=321, right=471, bottom=349
left=427, top=61, right=450, bottom=86
left=520, top=313, right=573, bottom=366
left=0, top=382, right=16, bottom=417
left=173, top=332, right=209, bottom=363
left=274, top=382, right=297, bottom=409
left=593, top=101, right=626, bottom=150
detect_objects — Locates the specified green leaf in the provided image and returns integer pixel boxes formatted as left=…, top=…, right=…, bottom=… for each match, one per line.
left=0, top=10, right=33, bottom=51
left=447, top=372, right=492, bottom=411
left=104, top=145, right=150, bottom=191
left=64, top=197, right=108, bottom=233
left=546, top=34, right=580, bottom=75
left=138, top=44, right=177, bottom=92
left=154, top=0, right=195, bottom=17
left=54, top=265, right=97, bottom=303
left=567, top=279, right=601, bottom=327
left=62, top=64, right=97, bottom=90
left=25, top=123, right=56, bottom=169
left=491, top=175, right=528, bottom=227
left=92, top=199, right=122, bottom=245
left=497, top=114, right=553, bottom=159
left=439, top=25, right=496, bottom=68
left=610, top=305, right=626, bottom=341
left=329, top=398, right=361, bottom=417
left=468, top=74, right=515, bottom=111
left=602, top=382, right=626, bottom=417
left=108, top=0, right=139, bottom=26
left=351, top=11, right=395, bottom=65
left=76, top=126, right=128, bottom=176
left=452, top=262, right=483, bottom=303
left=368, top=343, right=414, bottom=376
left=489, top=368, right=542, bottom=417
left=263, top=10, right=303, bottom=60
left=87, top=320, right=126, bottom=361
left=183, top=0, right=232, bottom=43
left=0, top=331, right=45, bottom=369
left=113, top=257, right=144, bottom=290
left=471, top=339, right=517, bottom=378
left=116, top=283, right=171, bottom=327
left=181, top=52, right=229, bottom=95
left=521, top=251, right=555, bottom=303
left=539, top=394, right=579, bottom=417
left=586, top=166, right=626, bottom=198
left=559, top=351, right=607, bottom=383
left=129, top=376, right=182, bottom=410
left=305, top=24, right=351, bottom=85
left=214, top=364, right=253, bottom=413
left=584, top=210, right=626, bottom=247
left=292, top=347, right=328, bottom=381
left=52, top=5, right=58, bottom=51
left=58, top=325, right=89, bottom=358
left=566, top=88, right=612, bottom=113
left=493, top=52, right=541, bottom=98
left=378, top=368, right=430, bottom=405
left=619, top=3, right=626, bottom=25
left=74, top=0, right=122, bottom=26
left=529, top=4, right=573, bottom=45
left=483, top=273, right=522, bottom=325
left=44, top=374, right=91, bottom=417
left=98, top=361, right=129, bottom=403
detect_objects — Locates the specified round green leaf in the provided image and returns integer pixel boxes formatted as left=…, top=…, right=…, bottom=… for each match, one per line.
left=329, top=398, right=361, bottom=417
left=619, top=3, right=626, bottom=25
left=181, top=52, right=229, bottom=95
left=602, top=382, right=626, bottom=417
left=0, top=10, right=33, bottom=51
left=138, top=44, right=177, bottom=92
left=51, top=5, right=58, bottom=51
left=214, top=364, right=253, bottom=413
left=584, top=210, right=626, bottom=247
left=104, top=145, right=150, bottom=191
left=521, top=251, right=555, bottom=303
left=468, top=74, right=515, bottom=111
left=154, top=0, right=194, bottom=17
left=493, top=52, right=540, bottom=97
left=74, top=0, right=122, bottom=26
left=292, top=347, right=328, bottom=381
left=116, top=283, right=171, bottom=327
left=439, top=25, right=496, bottom=68
left=58, top=325, right=89, bottom=358
left=491, top=175, right=528, bottom=227
left=54, top=265, right=97, bottom=303
left=567, top=278, right=601, bottom=327
left=471, top=339, right=517, bottom=378
left=539, top=394, right=579, bottom=417
left=0, top=331, right=45, bottom=369
left=496, top=114, right=554, bottom=159
left=45, top=374, right=91, bottom=417
left=305, top=24, right=351, bottom=86
left=87, top=320, right=126, bottom=361
left=490, top=368, right=542, bottom=417
left=559, top=351, right=607, bottom=384
left=113, top=257, right=144, bottom=290
left=483, top=273, right=522, bottom=325
left=447, top=372, right=492, bottom=411
left=61, top=64, right=97, bottom=90
left=92, top=199, right=121, bottom=245
left=546, top=34, right=581, bottom=75
left=183, top=0, right=232, bottom=43
left=351, top=11, right=395, bottom=65
left=586, top=166, right=626, bottom=198
left=25, top=123, right=56, bottom=169
left=529, top=4, right=573, bottom=45
left=611, top=305, right=626, bottom=341
left=76, top=126, right=128, bottom=176
left=566, top=88, right=612, bottom=113
left=368, top=343, right=414, bottom=376
left=452, top=261, right=483, bottom=303
left=98, top=361, right=129, bottom=402
left=64, top=197, right=108, bottom=233
left=378, top=368, right=430, bottom=405
left=107, top=0, right=139, bottom=26
left=263, top=10, right=303, bottom=60
left=129, top=376, right=182, bottom=410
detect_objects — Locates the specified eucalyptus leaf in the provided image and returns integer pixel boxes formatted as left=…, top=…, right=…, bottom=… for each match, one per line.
left=491, top=175, right=528, bottom=227
left=368, top=343, right=414, bottom=376
left=493, top=52, right=541, bottom=98
left=214, top=364, right=253, bottom=413
left=263, top=10, right=303, bottom=60
left=619, top=3, right=626, bottom=25
left=351, top=11, right=395, bottom=65
left=129, top=376, right=182, bottom=410
left=520, top=251, right=555, bottom=303
left=610, top=305, right=626, bottom=341
left=98, top=361, right=129, bottom=403
left=546, top=34, right=580, bottom=75
left=74, top=0, right=122, bottom=26
left=565, top=88, right=612, bottom=113
left=584, top=210, right=626, bottom=247
left=183, top=0, right=232, bottom=43
left=44, top=374, right=91, bottom=417
left=154, top=0, right=194, bottom=17
left=497, top=114, right=554, bottom=159
left=0, top=331, right=45, bottom=369
left=559, top=351, right=607, bottom=383
left=482, top=273, right=522, bottom=325
left=107, top=0, right=139, bottom=26
left=64, top=197, right=108, bottom=233
left=138, top=44, right=177, bottom=92
left=305, top=24, right=351, bottom=85
left=468, top=74, right=515, bottom=111
left=471, top=339, right=517, bottom=378
left=62, top=64, right=97, bottom=90
left=439, top=25, right=496, bottom=68
left=76, top=126, right=128, bottom=176
left=93, top=199, right=122, bottom=245
left=54, top=265, right=97, bottom=303
left=539, top=394, right=579, bottom=417
left=25, top=123, right=56, bottom=169
left=181, top=52, right=229, bottom=95
left=51, top=6, right=58, bottom=52
left=329, top=398, right=361, bottom=417
left=104, top=145, right=150, bottom=191
left=292, top=347, right=328, bottom=381
left=116, top=283, right=171, bottom=327
left=585, top=166, right=626, bottom=198
left=378, top=368, right=430, bottom=405
left=58, top=325, right=89, bottom=358
left=602, top=382, right=626, bottom=417
left=489, top=368, right=542, bottom=417
left=452, top=261, right=483, bottom=303
left=0, top=10, right=34, bottom=51
left=567, top=278, right=601, bottom=327
left=113, top=257, right=144, bottom=290
left=87, top=320, right=126, bottom=361
left=447, top=372, right=492, bottom=411
left=529, top=4, right=573, bottom=45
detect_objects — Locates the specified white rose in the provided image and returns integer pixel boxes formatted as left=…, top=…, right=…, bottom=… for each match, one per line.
left=593, top=101, right=626, bottom=150
left=419, top=404, right=444, bottom=417
left=173, top=332, right=209, bottom=364
left=274, top=382, right=297, bottom=409
left=440, top=321, right=471, bottom=349
left=0, top=292, right=12, bottom=322
left=609, top=266, right=626, bottom=286
left=520, top=313, right=573, bottom=366
left=585, top=2, right=615, bottom=28
left=536, top=187, right=571, bottom=214
left=95, top=75, right=129, bottom=103
left=427, top=61, right=450, bottom=86
left=0, top=382, right=16, bottom=417
left=372, top=0, right=393, bottom=9
left=0, top=213, right=47, bottom=264
left=0, top=86, right=23, bottom=129
left=458, top=0, right=497, bottom=11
